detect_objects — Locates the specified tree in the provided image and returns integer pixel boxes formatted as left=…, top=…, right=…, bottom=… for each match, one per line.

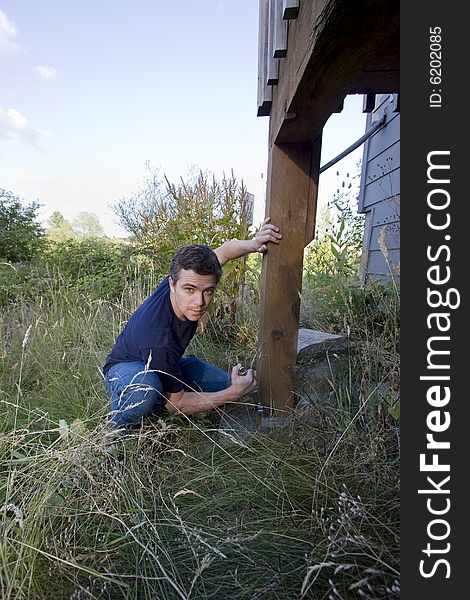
left=46, top=211, right=76, bottom=242
left=72, top=211, right=105, bottom=238
left=0, top=189, right=45, bottom=262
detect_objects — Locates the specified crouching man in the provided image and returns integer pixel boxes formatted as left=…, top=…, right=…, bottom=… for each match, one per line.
left=103, top=218, right=282, bottom=429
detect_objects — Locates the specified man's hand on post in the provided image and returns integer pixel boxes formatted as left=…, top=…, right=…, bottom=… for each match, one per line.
left=253, top=217, right=282, bottom=253
left=213, top=217, right=281, bottom=266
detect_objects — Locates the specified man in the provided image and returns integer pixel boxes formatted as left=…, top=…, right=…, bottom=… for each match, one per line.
left=103, top=218, right=282, bottom=429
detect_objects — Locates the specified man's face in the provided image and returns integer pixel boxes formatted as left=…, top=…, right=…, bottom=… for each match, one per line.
left=169, top=269, right=217, bottom=321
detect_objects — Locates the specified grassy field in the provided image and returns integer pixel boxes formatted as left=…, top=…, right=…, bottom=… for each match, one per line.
left=1, top=275, right=400, bottom=599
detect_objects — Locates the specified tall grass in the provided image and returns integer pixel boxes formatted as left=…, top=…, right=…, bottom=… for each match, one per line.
left=1, top=418, right=399, bottom=599
left=1, top=270, right=399, bottom=598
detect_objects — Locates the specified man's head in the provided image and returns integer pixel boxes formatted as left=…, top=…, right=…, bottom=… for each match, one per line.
left=169, top=244, right=222, bottom=284
left=168, top=245, right=222, bottom=321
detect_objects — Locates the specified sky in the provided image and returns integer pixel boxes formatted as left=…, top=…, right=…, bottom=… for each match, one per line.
left=0, top=1, right=366, bottom=238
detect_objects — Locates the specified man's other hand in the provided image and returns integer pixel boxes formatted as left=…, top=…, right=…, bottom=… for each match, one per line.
left=230, top=364, right=258, bottom=398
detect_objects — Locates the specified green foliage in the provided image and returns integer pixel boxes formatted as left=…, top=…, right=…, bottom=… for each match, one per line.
left=0, top=416, right=399, bottom=599
left=0, top=189, right=45, bottom=262
left=304, top=175, right=364, bottom=281
left=0, top=238, right=160, bottom=307
left=46, top=211, right=105, bottom=241
left=0, top=162, right=400, bottom=597
left=299, top=170, right=399, bottom=423
left=0, top=261, right=50, bottom=306
left=44, top=237, right=157, bottom=300
left=300, top=270, right=400, bottom=422
left=0, top=290, right=120, bottom=428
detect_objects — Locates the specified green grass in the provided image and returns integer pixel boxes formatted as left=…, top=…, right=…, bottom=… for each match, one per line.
left=1, top=280, right=400, bottom=599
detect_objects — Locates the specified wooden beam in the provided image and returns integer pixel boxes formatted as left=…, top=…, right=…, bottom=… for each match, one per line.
left=273, top=0, right=288, bottom=58
left=267, top=0, right=400, bottom=144
left=282, top=0, right=299, bottom=20
left=267, top=0, right=280, bottom=85
left=333, top=99, right=344, bottom=113
left=256, top=137, right=322, bottom=415
left=257, top=0, right=272, bottom=116
left=304, top=134, right=322, bottom=246
left=349, top=69, right=400, bottom=94
left=363, top=93, right=376, bottom=113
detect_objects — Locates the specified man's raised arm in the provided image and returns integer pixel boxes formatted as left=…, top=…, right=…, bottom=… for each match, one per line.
left=213, top=217, right=282, bottom=267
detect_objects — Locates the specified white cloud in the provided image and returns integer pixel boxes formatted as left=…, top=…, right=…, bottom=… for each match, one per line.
left=0, top=9, right=22, bottom=60
left=33, top=65, right=63, bottom=80
left=0, top=107, right=50, bottom=146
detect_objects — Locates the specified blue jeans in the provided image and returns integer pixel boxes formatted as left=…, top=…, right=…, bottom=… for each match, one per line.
left=104, top=356, right=231, bottom=429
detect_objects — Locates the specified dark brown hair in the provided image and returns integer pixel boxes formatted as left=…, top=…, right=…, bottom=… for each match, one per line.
left=169, top=244, right=222, bottom=283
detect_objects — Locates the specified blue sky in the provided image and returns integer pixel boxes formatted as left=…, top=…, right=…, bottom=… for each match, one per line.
left=1, top=1, right=366, bottom=237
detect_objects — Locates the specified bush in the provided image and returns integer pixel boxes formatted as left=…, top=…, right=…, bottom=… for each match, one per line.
left=0, top=262, right=44, bottom=306
left=0, top=189, right=45, bottom=262
left=0, top=238, right=162, bottom=307
left=43, top=237, right=160, bottom=301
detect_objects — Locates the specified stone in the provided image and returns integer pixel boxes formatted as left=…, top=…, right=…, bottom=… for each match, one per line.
left=294, top=328, right=350, bottom=406
left=296, top=328, right=349, bottom=361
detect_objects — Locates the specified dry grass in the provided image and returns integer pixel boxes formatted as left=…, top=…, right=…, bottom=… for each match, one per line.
left=1, top=279, right=399, bottom=599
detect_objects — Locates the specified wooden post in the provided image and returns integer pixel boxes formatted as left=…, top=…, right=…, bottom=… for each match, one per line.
left=256, top=135, right=322, bottom=415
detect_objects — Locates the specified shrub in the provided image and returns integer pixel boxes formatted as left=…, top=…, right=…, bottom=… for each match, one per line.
left=0, top=238, right=161, bottom=307
left=0, top=189, right=45, bottom=262
left=43, top=237, right=159, bottom=301
left=304, top=180, right=364, bottom=282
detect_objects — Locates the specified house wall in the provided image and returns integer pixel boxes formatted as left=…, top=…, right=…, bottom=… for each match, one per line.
left=358, top=94, right=400, bottom=285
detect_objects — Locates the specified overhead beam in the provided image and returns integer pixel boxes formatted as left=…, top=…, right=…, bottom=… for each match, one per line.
left=273, top=0, right=288, bottom=58
left=268, top=0, right=400, bottom=144
left=267, top=0, right=280, bottom=84
left=304, top=135, right=322, bottom=247
left=282, top=0, right=300, bottom=20
left=257, top=136, right=322, bottom=415
left=257, top=0, right=273, bottom=116
left=363, top=93, right=376, bottom=113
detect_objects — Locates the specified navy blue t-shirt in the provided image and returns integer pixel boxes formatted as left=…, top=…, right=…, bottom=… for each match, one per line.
left=103, top=277, right=197, bottom=393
